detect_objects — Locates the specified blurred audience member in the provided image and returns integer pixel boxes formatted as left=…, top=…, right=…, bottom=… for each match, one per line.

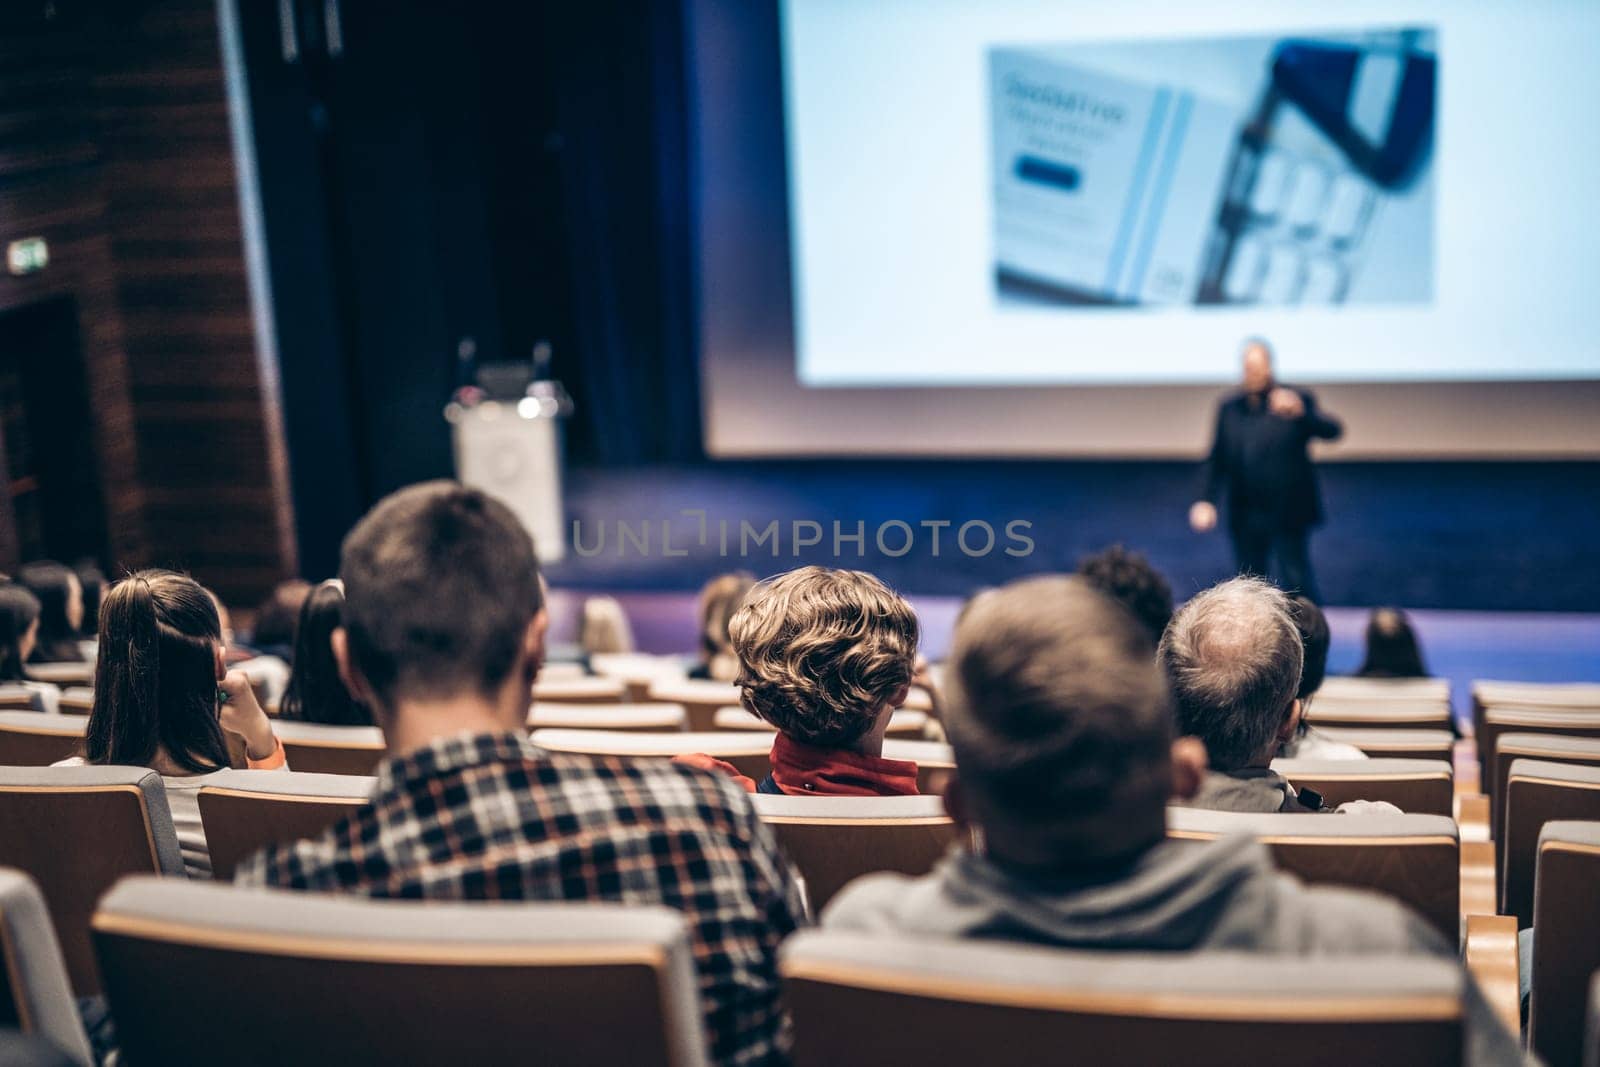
left=0, top=584, right=56, bottom=713
left=72, top=560, right=106, bottom=640
left=1076, top=543, right=1174, bottom=646
left=688, top=572, right=755, bottom=681
left=1278, top=595, right=1366, bottom=760
left=277, top=580, right=371, bottom=726
left=822, top=574, right=1516, bottom=1067
left=1161, top=578, right=1393, bottom=812
left=249, top=578, right=312, bottom=660
left=578, top=595, right=635, bottom=657
left=209, top=589, right=290, bottom=706
left=58, top=570, right=288, bottom=877
left=680, top=566, right=922, bottom=796
left=1356, top=607, right=1430, bottom=678
left=234, top=483, right=802, bottom=1066
left=17, top=561, right=84, bottom=663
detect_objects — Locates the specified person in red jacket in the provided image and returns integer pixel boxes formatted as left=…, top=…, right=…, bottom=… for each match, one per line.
left=678, top=566, right=922, bottom=796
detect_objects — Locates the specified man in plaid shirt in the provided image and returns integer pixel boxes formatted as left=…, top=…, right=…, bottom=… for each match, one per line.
left=235, top=482, right=804, bottom=1065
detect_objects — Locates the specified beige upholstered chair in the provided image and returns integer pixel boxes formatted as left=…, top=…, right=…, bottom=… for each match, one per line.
left=1488, top=733, right=1600, bottom=844
left=93, top=878, right=708, bottom=1066
left=750, top=794, right=957, bottom=915
left=1302, top=700, right=1453, bottom=731
left=530, top=728, right=774, bottom=784
left=781, top=930, right=1463, bottom=1067
left=1479, top=708, right=1600, bottom=812
left=645, top=679, right=743, bottom=732
left=529, top=702, right=687, bottom=732
left=711, top=706, right=929, bottom=738
left=1308, top=727, right=1454, bottom=763
left=271, top=721, right=386, bottom=777
left=1166, top=808, right=1459, bottom=939
left=1528, top=821, right=1600, bottom=1067
left=589, top=653, right=690, bottom=702
left=1500, top=760, right=1600, bottom=927
left=197, top=770, right=373, bottom=881
left=1320, top=677, right=1452, bottom=704
left=0, top=767, right=183, bottom=993
left=1270, top=758, right=1453, bottom=816
left=0, top=868, right=92, bottom=1064
left=0, top=714, right=85, bottom=767
left=532, top=675, right=628, bottom=706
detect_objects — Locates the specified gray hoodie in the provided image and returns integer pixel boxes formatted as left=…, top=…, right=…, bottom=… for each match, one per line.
left=824, top=835, right=1522, bottom=1065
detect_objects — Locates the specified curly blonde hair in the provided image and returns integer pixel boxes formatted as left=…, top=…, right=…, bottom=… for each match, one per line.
left=730, top=566, right=919, bottom=748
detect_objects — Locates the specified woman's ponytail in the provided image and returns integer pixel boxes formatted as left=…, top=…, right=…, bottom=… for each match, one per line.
left=86, top=574, right=163, bottom=765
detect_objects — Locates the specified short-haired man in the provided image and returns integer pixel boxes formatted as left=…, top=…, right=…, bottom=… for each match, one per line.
left=1159, top=576, right=1389, bottom=812
left=679, top=566, right=922, bottom=796
left=236, top=483, right=804, bottom=1065
left=822, top=575, right=1516, bottom=1066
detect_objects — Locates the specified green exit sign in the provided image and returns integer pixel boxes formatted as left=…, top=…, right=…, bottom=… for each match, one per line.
left=6, top=237, right=48, bottom=276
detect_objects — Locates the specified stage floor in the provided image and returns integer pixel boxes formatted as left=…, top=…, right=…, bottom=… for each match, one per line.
left=547, top=590, right=1600, bottom=727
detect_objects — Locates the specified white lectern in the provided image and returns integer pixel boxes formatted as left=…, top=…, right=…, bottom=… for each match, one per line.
left=446, top=381, right=571, bottom=562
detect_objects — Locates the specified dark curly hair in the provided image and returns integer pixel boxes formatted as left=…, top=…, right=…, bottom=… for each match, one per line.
left=1076, top=544, right=1173, bottom=647
left=730, top=566, right=919, bottom=748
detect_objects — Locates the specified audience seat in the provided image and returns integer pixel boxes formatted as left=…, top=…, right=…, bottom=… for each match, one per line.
left=535, top=662, right=589, bottom=682
left=0, top=869, right=92, bottom=1065
left=749, top=795, right=957, bottom=916
left=1489, top=733, right=1600, bottom=844
left=1500, top=760, right=1600, bottom=928
left=532, top=676, right=628, bottom=706
left=0, top=715, right=83, bottom=767
left=588, top=653, right=689, bottom=702
left=645, top=680, right=743, bottom=732
left=54, top=690, right=91, bottom=716
left=530, top=729, right=774, bottom=784
left=529, top=703, right=687, bottom=733
left=1479, top=708, right=1600, bottom=807
left=0, top=767, right=183, bottom=993
left=881, top=739, right=956, bottom=795
left=781, top=930, right=1464, bottom=1067
left=92, top=878, right=708, bottom=1067
left=0, top=688, right=50, bottom=715
left=1320, top=677, right=1452, bottom=705
left=1473, top=682, right=1600, bottom=761
left=1166, top=808, right=1459, bottom=939
left=21, top=665, right=91, bottom=688
left=197, top=770, right=372, bottom=881
left=711, top=706, right=929, bottom=739
left=271, top=721, right=386, bottom=777
left=1309, top=727, right=1455, bottom=763
left=1270, top=758, right=1454, bottom=816
left=1528, top=821, right=1600, bottom=1067
left=1302, top=701, right=1454, bottom=731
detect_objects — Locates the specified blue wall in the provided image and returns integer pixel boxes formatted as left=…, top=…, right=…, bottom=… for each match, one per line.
left=544, top=459, right=1600, bottom=611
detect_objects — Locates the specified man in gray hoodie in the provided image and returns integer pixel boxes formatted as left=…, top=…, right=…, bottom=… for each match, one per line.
left=823, top=575, right=1519, bottom=1065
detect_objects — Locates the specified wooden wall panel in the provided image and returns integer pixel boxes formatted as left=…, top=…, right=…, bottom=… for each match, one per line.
left=0, top=0, right=294, bottom=603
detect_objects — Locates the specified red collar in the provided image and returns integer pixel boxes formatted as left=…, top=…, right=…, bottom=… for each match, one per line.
left=768, top=733, right=920, bottom=797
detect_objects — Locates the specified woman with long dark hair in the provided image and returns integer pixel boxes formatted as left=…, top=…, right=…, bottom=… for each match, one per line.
left=17, top=561, right=85, bottom=663
left=55, top=570, right=288, bottom=877
left=1356, top=607, right=1430, bottom=678
left=0, top=583, right=58, bottom=713
left=0, top=584, right=40, bottom=683
left=278, top=580, right=371, bottom=726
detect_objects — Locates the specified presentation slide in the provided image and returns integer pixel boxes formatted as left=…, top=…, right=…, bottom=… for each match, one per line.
left=779, top=1, right=1599, bottom=386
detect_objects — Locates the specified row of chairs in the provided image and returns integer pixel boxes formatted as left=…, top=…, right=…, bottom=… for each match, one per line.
left=4, top=862, right=1592, bottom=1067
left=0, top=824, right=1595, bottom=1066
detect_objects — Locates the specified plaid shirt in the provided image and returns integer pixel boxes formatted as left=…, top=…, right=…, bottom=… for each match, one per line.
left=234, top=731, right=805, bottom=1066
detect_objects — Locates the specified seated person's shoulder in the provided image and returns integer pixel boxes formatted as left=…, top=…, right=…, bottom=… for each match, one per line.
left=1247, top=872, right=1448, bottom=957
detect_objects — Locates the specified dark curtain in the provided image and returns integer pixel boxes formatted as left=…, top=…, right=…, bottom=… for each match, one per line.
left=540, top=0, right=704, bottom=465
